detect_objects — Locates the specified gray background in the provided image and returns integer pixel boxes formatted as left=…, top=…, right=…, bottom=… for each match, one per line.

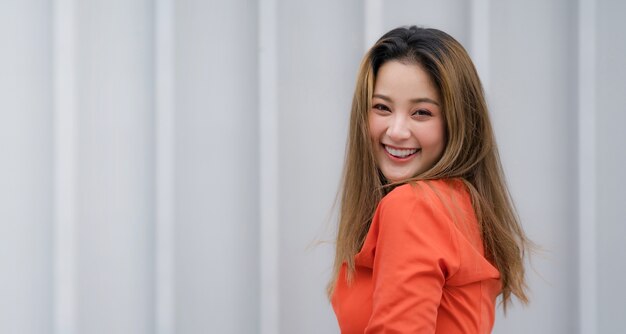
left=0, top=0, right=624, bottom=333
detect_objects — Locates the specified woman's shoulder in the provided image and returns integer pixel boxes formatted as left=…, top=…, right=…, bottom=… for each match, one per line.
left=381, top=178, right=469, bottom=208
left=371, top=179, right=473, bottom=262
left=377, top=179, right=479, bottom=246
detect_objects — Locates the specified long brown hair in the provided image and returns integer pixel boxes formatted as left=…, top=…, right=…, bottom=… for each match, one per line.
left=328, top=26, right=532, bottom=310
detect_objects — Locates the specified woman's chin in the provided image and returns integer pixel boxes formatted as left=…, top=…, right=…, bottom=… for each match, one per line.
left=382, top=171, right=415, bottom=183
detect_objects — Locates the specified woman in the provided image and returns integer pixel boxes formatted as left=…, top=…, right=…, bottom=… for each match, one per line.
left=328, top=26, right=532, bottom=333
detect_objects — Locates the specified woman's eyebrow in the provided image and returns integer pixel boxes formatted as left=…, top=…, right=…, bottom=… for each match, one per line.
left=373, top=93, right=440, bottom=106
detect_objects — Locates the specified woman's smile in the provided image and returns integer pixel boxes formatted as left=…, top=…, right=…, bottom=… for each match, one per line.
left=383, top=144, right=420, bottom=160
left=369, top=61, right=445, bottom=182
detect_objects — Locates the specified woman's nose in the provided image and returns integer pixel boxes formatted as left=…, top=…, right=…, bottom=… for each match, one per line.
left=386, top=115, right=411, bottom=140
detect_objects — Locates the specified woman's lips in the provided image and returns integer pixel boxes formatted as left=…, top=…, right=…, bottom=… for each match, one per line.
left=383, top=144, right=420, bottom=160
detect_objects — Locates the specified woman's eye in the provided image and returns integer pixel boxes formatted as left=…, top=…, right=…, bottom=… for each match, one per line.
left=373, top=104, right=390, bottom=112
left=413, top=109, right=432, bottom=117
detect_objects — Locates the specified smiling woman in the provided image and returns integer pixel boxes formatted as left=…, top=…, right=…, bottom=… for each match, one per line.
left=369, top=61, right=445, bottom=182
left=328, top=26, right=533, bottom=333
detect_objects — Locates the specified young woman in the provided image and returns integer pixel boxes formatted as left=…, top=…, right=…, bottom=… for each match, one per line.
left=328, top=26, right=532, bottom=333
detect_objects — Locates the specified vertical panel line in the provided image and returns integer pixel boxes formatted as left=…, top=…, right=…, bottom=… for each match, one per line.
left=53, top=0, right=77, bottom=333
left=259, top=0, right=279, bottom=333
left=155, top=0, right=175, bottom=333
left=364, top=0, right=383, bottom=51
left=470, top=0, right=490, bottom=94
left=578, top=0, right=597, bottom=332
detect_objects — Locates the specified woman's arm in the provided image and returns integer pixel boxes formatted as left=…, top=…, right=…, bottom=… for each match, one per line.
left=366, top=185, right=460, bottom=333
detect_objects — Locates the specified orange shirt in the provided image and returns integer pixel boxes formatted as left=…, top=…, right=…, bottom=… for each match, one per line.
left=331, top=179, right=501, bottom=333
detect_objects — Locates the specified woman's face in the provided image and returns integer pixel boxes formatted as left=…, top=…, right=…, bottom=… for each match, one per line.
left=369, top=60, right=445, bottom=182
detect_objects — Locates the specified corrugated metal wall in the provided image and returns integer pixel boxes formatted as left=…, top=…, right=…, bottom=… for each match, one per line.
left=0, top=0, right=623, bottom=333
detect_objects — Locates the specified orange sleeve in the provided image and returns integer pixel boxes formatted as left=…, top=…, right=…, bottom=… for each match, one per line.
left=365, top=185, right=461, bottom=333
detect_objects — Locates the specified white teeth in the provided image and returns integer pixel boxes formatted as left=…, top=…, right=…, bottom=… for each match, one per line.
left=384, top=145, right=418, bottom=158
